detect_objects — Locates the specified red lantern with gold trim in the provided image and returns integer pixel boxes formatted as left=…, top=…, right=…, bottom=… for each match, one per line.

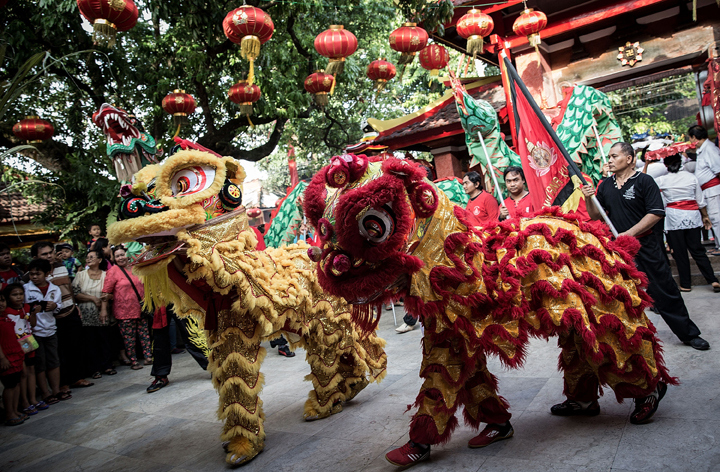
left=229, top=81, right=261, bottom=117
left=162, top=90, right=196, bottom=128
left=513, top=8, right=547, bottom=52
left=304, top=71, right=334, bottom=108
left=456, top=8, right=494, bottom=58
left=77, top=0, right=139, bottom=49
left=389, top=23, right=429, bottom=65
left=223, top=6, right=274, bottom=85
left=314, top=25, right=358, bottom=76
left=12, top=116, right=54, bottom=143
left=367, top=59, right=396, bottom=92
left=419, top=44, right=450, bottom=77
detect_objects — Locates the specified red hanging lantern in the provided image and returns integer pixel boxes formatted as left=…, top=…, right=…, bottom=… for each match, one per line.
left=77, top=0, right=139, bottom=49
left=513, top=8, right=547, bottom=54
left=162, top=90, right=196, bottom=128
left=314, top=25, right=358, bottom=76
left=419, top=44, right=450, bottom=77
left=304, top=71, right=335, bottom=108
left=223, top=6, right=274, bottom=85
left=229, top=81, right=261, bottom=127
left=366, top=59, right=396, bottom=92
left=456, top=8, right=494, bottom=59
left=12, top=116, right=54, bottom=143
left=389, top=23, right=429, bottom=65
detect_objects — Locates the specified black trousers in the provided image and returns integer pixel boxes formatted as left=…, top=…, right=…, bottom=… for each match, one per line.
left=152, top=309, right=209, bottom=378
left=666, top=227, right=719, bottom=288
left=634, top=232, right=701, bottom=343
left=56, top=310, right=86, bottom=385
left=403, top=313, right=416, bottom=326
left=151, top=324, right=172, bottom=378
left=83, top=325, right=113, bottom=374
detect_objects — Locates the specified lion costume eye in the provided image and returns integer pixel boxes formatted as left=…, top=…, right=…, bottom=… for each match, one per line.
left=170, top=166, right=216, bottom=196
left=358, top=206, right=395, bottom=245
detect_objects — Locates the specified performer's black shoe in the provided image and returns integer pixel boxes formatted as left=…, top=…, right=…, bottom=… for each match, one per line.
left=630, top=381, right=667, bottom=424
left=550, top=399, right=600, bottom=416
left=278, top=345, right=296, bottom=357
left=684, top=337, right=710, bottom=350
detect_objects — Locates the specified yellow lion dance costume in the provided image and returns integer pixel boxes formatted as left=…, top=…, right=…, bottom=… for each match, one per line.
left=303, top=155, right=676, bottom=467
left=107, top=148, right=387, bottom=466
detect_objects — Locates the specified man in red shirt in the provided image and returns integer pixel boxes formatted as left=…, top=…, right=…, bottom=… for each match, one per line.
left=499, top=166, right=534, bottom=220
left=462, top=171, right=499, bottom=228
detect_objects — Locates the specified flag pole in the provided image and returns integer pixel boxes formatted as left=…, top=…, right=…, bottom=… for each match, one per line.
left=592, top=124, right=607, bottom=166
left=501, top=53, right=618, bottom=238
left=477, top=131, right=505, bottom=205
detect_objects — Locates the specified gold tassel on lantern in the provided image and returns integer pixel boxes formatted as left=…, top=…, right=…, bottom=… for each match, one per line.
left=329, top=75, right=336, bottom=95
left=325, top=58, right=345, bottom=76
left=398, top=53, right=416, bottom=65
left=93, top=19, right=118, bottom=48
left=172, top=113, right=188, bottom=127
left=314, top=93, right=329, bottom=108
left=466, top=35, right=484, bottom=59
left=238, top=103, right=253, bottom=116
left=241, top=35, right=261, bottom=84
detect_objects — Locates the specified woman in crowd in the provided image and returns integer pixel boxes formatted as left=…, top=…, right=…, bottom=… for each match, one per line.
left=100, top=246, right=151, bottom=370
left=73, top=249, right=116, bottom=378
left=90, top=238, right=113, bottom=266
left=655, top=153, right=720, bottom=292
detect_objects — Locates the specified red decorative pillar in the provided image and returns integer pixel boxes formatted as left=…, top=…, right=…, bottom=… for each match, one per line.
left=432, top=147, right=465, bottom=179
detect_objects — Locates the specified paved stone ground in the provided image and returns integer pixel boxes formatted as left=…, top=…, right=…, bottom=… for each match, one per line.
left=1, top=287, right=719, bottom=472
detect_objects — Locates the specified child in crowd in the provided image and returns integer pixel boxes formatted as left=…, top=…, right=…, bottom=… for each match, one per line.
left=86, top=224, right=103, bottom=250
left=3, top=283, right=45, bottom=416
left=0, top=243, right=24, bottom=286
left=24, top=259, right=64, bottom=404
left=56, top=243, right=81, bottom=281
left=0, top=292, right=26, bottom=425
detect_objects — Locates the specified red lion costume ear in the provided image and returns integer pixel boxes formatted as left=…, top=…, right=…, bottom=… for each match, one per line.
left=381, top=158, right=427, bottom=182
left=326, top=153, right=369, bottom=188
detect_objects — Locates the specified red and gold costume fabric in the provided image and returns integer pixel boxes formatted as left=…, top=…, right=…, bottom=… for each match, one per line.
left=304, top=155, right=676, bottom=446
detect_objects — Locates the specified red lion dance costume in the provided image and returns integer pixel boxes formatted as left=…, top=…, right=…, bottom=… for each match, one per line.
left=303, top=154, right=676, bottom=467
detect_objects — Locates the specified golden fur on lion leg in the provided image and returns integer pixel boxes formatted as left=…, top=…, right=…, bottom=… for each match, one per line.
left=224, top=436, right=263, bottom=466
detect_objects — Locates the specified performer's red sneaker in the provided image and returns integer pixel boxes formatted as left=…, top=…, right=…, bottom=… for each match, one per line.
left=630, top=381, right=667, bottom=424
left=385, top=441, right=430, bottom=467
left=468, top=422, right=514, bottom=448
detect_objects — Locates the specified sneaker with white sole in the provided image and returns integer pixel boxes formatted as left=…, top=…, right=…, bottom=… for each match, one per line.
left=385, top=441, right=430, bottom=467
left=395, top=323, right=417, bottom=334
left=468, top=422, right=514, bottom=448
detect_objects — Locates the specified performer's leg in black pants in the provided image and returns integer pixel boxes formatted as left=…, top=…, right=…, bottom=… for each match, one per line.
left=634, top=233, right=702, bottom=343
left=151, top=324, right=172, bottom=379
left=666, top=229, right=692, bottom=289
left=172, top=313, right=209, bottom=370
left=685, top=227, right=719, bottom=284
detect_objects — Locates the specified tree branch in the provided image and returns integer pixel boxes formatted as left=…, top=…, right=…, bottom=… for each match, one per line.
left=322, top=109, right=350, bottom=152
left=193, top=79, right=217, bottom=134
left=202, top=118, right=288, bottom=162
left=287, top=14, right=311, bottom=59
left=0, top=133, right=73, bottom=172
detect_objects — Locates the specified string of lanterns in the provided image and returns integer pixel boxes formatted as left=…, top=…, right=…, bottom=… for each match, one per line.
left=65, top=3, right=548, bottom=143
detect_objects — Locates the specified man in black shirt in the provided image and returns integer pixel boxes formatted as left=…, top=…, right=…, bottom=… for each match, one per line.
left=582, top=142, right=709, bottom=351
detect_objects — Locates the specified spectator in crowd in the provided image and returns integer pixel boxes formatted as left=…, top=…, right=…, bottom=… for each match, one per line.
left=90, top=238, right=113, bottom=264
left=56, top=243, right=81, bottom=281
left=499, top=166, right=534, bottom=220
left=654, top=153, right=720, bottom=293
left=24, top=258, right=65, bottom=403
left=87, top=223, right=103, bottom=250
left=462, top=171, right=499, bottom=228
left=73, top=249, right=115, bottom=378
left=31, top=242, right=92, bottom=391
left=688, top=125, right=720, bottom=256
left=101, top=246, right=152, bottom=370
left=582, top=142, right=710, bottom=352
left=3, top=283, right=45, bottom=416
left=0, top=243, right=24, bottom=287
left=0, top=292, right=27, bottom=425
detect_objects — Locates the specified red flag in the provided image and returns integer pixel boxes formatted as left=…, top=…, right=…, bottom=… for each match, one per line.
left=512, top=81, right=571, bottom=211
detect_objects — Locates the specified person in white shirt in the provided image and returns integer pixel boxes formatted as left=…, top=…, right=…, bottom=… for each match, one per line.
left=24, top=258, right=63, bottom=405
left=688, top=125, right=720, bottom=255
left=655, top=153, right=720, bottom=293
